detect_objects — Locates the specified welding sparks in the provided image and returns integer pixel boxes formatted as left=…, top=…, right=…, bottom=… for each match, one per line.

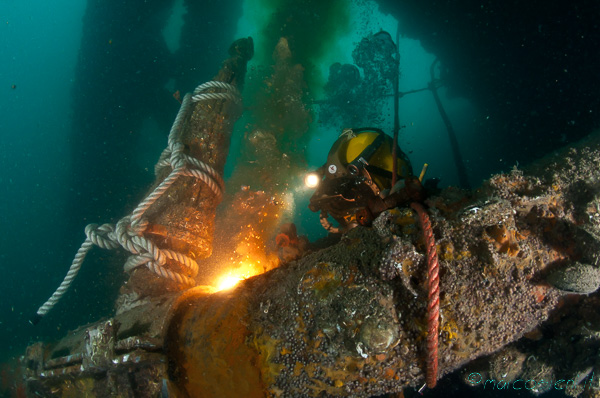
left=216, top=274, right=244, bottom=291
left=214, top=261, right=267, bottom=292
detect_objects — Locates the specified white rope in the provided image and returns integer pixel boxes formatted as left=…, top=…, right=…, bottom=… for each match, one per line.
left=35, top=238, right=94, bottom=319
left=34, top=80, right=241, bottom=321
left=191, top=81, right=241, bottom=103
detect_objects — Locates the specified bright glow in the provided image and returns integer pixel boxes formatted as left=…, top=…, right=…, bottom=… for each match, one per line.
left=216, top=274, right=244, bottom=291
left=213, top=260, right=268, bottom=292
left=304, top=172, right=320, bottom=189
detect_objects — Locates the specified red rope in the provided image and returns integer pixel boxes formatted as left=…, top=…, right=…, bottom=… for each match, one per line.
left=410, top=202, right=440, bottom=389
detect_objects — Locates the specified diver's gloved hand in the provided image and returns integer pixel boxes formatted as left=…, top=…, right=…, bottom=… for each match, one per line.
left=383, top=177, right=426, bottom=207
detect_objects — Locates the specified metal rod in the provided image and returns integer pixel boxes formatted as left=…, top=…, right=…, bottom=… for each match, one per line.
left=392, top=21, right=401, bottom=188
left=429, top=59, right=471, bottom=189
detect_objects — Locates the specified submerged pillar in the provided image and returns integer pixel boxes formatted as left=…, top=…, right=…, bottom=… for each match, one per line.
left=121, top=38, right=254, bottom=298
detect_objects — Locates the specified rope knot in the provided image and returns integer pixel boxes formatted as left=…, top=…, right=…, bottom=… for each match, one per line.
left=129, top=217, right=148, bottom=235
left=116, top=216, right=139, bottom=237
left=85, top=223, right=119, bottom=250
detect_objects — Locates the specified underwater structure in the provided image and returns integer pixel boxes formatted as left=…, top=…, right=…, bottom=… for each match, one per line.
left=4, top=37, right=600, bottom=397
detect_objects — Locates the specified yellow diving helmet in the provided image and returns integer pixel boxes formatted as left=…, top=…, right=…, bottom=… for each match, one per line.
left=307, top=127, right=418, bottom=232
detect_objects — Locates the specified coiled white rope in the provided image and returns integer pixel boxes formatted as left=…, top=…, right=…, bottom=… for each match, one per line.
left=191, top=81, right=241, bottom=103
left=32, top=81, right=241, bottom=323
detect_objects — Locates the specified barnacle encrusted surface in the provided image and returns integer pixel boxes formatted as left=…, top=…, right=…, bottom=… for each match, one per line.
left=233, top=131, right=600, bottom=397
left=239, top=193, right=566, bottom=397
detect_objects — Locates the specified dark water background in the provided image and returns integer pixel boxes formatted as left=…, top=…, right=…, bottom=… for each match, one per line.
left=1, top=1, right=598, bottom=396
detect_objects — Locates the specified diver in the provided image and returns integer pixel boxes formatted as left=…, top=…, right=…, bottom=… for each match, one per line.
left=305, top=127, right=425, bottom=232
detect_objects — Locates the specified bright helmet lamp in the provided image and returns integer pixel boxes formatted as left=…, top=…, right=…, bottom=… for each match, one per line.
left=304, top=172, right=320, bottom=189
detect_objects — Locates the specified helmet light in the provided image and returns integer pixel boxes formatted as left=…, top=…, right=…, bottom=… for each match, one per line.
left=304, top=172, right=321, bottom=189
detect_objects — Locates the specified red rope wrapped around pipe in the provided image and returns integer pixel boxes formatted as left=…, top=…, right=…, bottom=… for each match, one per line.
left=410, top=202, right=440, bottom=388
